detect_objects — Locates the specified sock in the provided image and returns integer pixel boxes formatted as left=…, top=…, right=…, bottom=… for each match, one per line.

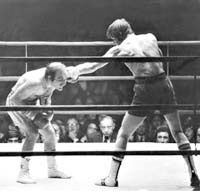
left=21, top=157, right=30, bottom=170
left=108, top=156, right=123, bottom=181
left=47, top=156, right=57, bottom=170
left=178, top=143, right=197, bottom=176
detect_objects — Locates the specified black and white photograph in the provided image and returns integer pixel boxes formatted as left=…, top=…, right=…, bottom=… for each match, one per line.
left=0, top=0, right=199, bottom=191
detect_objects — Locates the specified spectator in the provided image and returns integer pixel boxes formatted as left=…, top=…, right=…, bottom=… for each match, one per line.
left=65, top=118, right=82, bottom=143
left=99, top=115, right=117, bottom=143
left=184, top=126, right=195, bottom=143
left=73, top=96, right=87, bottom=131
left=0, top=127, right=8, bottom=143
left=129, top=123, right=147, bottom=142
left=7, top=123, right=21, bottom=143
left=196, top=126, right=200, bottom=143
left=0, top=115, right=10, bottom=142
left=151, top=111, right=163, bottom=127
left=55, top=119, right=67, bottom=142
left=0, top=131, right=7, bottom=142
left=182, top=115, right=193, bottom=129
left=52, top=121, right=61, bottom=143
left=84, top=122, right=101, bottom=142
left=156, top=125, right=170, bottom=143
left=148, top=111, right=165, bottom=142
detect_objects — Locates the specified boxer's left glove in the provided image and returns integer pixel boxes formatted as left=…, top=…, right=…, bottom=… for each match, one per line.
left=33, top=111, right=53, bottom=129
left=65, top=66, right=80, bottom=83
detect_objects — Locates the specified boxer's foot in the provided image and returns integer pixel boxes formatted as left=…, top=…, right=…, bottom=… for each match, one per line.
left=95, top=177, right=118, bottom=187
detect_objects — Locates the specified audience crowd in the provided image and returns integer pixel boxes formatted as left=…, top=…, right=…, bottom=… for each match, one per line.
left=0, top=101, right=199, bottom=144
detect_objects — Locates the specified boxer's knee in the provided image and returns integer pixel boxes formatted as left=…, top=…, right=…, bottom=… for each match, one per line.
left=22, top=132, right=39, bottom=151
left=41, top=124, right=56, bottom=139
left=25, top=132, right=39, bottom=144
left=42, top=126, right=56, bottom=151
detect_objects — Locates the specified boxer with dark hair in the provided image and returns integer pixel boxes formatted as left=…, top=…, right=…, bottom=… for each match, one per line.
left=71, top=18, right=200, bottom=187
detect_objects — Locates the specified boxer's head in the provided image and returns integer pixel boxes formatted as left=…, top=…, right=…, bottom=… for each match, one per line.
left=45, top=62, right=67, bottom=91
left=106, top=18, right=133, bottom=44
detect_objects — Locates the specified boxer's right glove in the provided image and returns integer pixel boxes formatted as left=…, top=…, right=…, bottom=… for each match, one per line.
left=65, top=66, right=80, bottom=83
left=32, top=111, right=53, bottom=129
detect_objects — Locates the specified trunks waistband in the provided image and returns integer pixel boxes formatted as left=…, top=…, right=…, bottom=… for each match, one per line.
left=134, top=72, right=166, bottom=84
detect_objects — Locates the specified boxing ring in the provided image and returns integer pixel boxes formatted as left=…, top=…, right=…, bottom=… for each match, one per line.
left=1, top=143, right=200, bottom=191
left=0, top=41, right=200, bottom=191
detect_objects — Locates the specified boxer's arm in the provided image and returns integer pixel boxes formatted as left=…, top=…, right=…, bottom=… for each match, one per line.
left=39, top=91, right=54, bottom=122
left=9, top=82, right=34, bottom=104
left=33, top=112, right=52, bottom=129
left=75, top=46, right=120, bottom=75
left=147, top=33, right=163, bottom=56
left=9, top=81, right=39, bottom=119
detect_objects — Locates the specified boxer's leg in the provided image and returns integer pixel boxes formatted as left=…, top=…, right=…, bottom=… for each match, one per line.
left=165, top=111, right=200, bottom=187
left=39, top=123, right=71, bottom=179
left=95, top=112, right=145, bottom=187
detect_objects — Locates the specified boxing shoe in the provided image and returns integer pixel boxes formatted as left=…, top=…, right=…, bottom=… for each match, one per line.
left=191, top=172, right=200, bottom=187
left=17, top=157, right=36, bottom=184
left=95, top=176, right=118, bottom=187
left=47, top=156, right=71, bottom=179
left=17, top=169, right=36, bottom=184
left=48, top=168, right=71, bottom=179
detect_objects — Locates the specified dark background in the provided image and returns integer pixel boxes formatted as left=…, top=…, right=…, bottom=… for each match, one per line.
left=0, top=0, right=199, bottom=41
left=0, top=0, right=199, bottom=104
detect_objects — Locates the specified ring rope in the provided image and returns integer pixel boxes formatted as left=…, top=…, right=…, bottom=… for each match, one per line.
left=0, top=56, right=198, bottom=62
left=0, top=41, right=199, bottom=46
left=0, top=75, right=199, bottom=82
left=1, top=104, right=200, bottom=111
left=0, top=110, right=197, bottom=115
left=0, top=150, right=199, bottom=157
left=0, top=41, right=198, bottom=158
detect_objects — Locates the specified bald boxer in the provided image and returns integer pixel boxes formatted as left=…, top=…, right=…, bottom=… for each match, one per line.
left=6, top=62, right=73, bottom=184
left=71, top=18, right=200, bottom=187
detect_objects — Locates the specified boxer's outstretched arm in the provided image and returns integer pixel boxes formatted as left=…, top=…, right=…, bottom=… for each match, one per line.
left=76, top=61, right=108, bottom=75
left=76, top=45, right=120, bottom=75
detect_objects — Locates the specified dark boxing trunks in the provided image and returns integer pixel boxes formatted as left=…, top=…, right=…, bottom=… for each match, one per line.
left=128, top=72, right=177, bottom=117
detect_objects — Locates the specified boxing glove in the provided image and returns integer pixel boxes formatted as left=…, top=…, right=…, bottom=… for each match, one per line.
left=33, top=111, right=53, bottom=129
